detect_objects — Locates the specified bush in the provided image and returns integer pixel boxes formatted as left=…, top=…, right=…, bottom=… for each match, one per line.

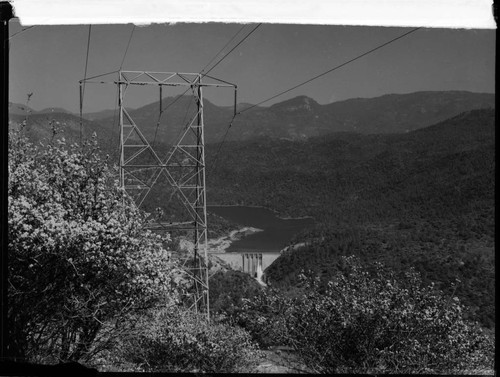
left=238, top=256, right=494, bottom=373
left=8, top=131, right=178, bottom=362
left=284, top=256, right=494, bottom=373
left=234, top=288, right=291, bottom=349
left=119, top=306, right=262, bottom=373
left=208, top=270, right=263, bottom=316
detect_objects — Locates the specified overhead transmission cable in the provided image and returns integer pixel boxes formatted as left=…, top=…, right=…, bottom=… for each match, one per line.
left=202, top=23, right=262, bottom=76
left=165, top=23, right=260, bottom=111
left=119, top=24, right=136, bottom=70
left=209, top=27, right=421, bottom=172
left=80, top=24, right=92, bottom=145
left=112, top=24, right=136, bottom=157
left=151, top=24, right=261, bottom=147
left=152, top=86, right=198, bottom=149
left=8, top=25, right=36, bottom=40
left=239, top=27, right=421, bottom=114
left=197, top=23, right=262, bottom=172
left=150, top=85, right=192, bottom=148
left=199, top=24, right=248, bottom=75
left=209, top=115, right=235, bottom=174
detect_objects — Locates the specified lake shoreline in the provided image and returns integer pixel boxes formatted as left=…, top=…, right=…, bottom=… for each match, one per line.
left=207, top=204, right=314, bottom=221
left=207, top=205, right=315, bottom=252
left=207, top=226, right=264, bottom=253
left=180, top=226, right=264, bottom=254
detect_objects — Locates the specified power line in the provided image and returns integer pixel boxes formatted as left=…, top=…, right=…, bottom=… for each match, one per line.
left=200, top=24, right=263, bottom=172
left=239, top=27, right=421, bottom=114
left=151, top=24, right=257, bottom=148
left=120, top=24, right=135, bottom=70
left=81, top=25, right=92, bottom=100
left=156, top=90, right=198, bottom=162
left=209, top=114, right=236, bottom=174
left=111, top=25, right=136, bottom=157
left=160, top=88, right=190, bottom=112
left=8, top=25, right=36, bottom=40
left=200, top=24, right=247, bottom=74
left=202, top=23, right=262, bottom=77
left=80, top=25, right=92, bottom=145
left=111, top=83, right=121, bottom=160
left=151, top=87, right=191, bottom=147
left=157, top=24, right=253, bottom=119
left=209, top=27, right=421, bottom=172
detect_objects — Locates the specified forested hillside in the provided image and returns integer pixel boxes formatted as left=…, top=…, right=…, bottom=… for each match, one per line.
left=11, top=91, right=493, bottom=145
left=7, top=104, right=495, bottom=373
left=207, top=108, right=494, bottom=220
left=9, top=99, right=495, bottom=328
left=9, top=111, right=118, bottom=154
left=95, top=90, right=494, bottom=142
left=206, top=109, right=495, bottom=327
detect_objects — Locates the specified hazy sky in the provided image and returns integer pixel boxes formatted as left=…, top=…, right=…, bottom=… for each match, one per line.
left=9, top=20, right=495, bottom=113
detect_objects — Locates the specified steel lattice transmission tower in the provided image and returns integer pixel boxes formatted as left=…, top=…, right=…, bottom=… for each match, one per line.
left=80, top=70, right=237, bottom=317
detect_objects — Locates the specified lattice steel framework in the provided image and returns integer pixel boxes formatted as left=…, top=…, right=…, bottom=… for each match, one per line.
left=80, top=70, right=237, bottom=318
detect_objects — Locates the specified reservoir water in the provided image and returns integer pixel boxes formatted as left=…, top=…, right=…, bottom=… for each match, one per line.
left=208, top=206, right=315, bottom=252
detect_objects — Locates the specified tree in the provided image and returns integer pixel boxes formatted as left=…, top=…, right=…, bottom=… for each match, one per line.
left=8, top=130, right=178, bottom=363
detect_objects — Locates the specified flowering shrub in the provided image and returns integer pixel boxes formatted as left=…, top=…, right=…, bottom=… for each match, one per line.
left=234, top=288, right=290, bottom=348
left=287, top=257, right=494, bottom=373
left=239, top=256, right=494, bottom=373
left=8, top=131, right=178, bottom=362
left=119, top=306, right=262, bottom=373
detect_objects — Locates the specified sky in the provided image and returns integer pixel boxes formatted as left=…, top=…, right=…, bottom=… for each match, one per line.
left=8, top=20, right=495, bottom=113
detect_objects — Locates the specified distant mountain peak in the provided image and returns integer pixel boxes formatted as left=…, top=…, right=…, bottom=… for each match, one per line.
left=11, top=90, right=495, bottom=146
left=270, top=95, right=319, bottom=112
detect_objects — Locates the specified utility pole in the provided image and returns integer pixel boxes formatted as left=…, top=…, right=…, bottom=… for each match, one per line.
left=1, top=0, right=14, bottom=361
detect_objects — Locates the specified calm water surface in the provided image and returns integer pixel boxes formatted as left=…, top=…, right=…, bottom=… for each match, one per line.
left=208, top=206, right=315, bottom=252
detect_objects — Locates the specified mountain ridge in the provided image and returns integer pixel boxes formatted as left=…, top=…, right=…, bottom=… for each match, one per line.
left=203, top=107, right=495, bottom=327
left=9, top=90, right=495, bottom=146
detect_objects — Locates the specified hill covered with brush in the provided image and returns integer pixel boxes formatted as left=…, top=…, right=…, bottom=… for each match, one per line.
left=207, top=108, right=495, bottom=327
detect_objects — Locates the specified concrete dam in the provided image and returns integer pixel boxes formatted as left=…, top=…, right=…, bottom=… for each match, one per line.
left=212, top=252, right=281, bottom=277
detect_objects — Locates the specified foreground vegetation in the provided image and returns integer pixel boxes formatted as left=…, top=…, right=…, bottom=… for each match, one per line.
left=7, top=109, right=495, bottom=373
left=231, top=257, right=494, bottom=373
left=207, top=109, right=495, bottom=329
left=7, top=130, right=261, bottom=372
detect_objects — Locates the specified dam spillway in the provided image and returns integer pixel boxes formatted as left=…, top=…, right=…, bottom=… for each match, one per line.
left=213, top=252, right=280, bottom=277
